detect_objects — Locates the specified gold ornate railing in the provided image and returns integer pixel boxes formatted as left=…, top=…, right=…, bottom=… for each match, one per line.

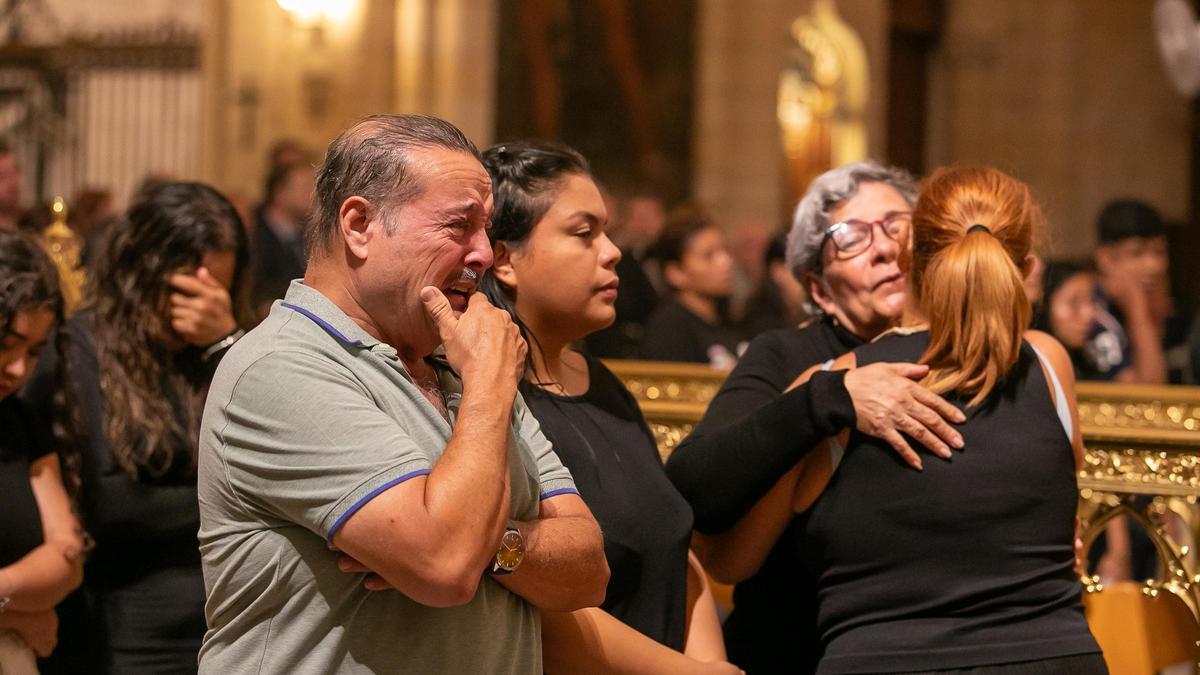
left=607, top=360, right=1200, bottom=663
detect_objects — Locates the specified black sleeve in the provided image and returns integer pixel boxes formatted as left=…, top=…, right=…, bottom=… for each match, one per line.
left=1189, top=309, right=1200, bottom=384
left=20, top=326, right=63, bottom=464
left=664, top=333, right=856, bottom=534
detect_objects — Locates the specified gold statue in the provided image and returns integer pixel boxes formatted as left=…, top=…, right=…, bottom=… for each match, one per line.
left=40, top=196, right=86, bottom=314
left=778, top=0, right=870, bottom=206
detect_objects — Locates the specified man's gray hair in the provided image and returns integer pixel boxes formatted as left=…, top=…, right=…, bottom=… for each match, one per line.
left=306, top=114, right=481, bottom=257
left=785, top=160, right=917, bottom=282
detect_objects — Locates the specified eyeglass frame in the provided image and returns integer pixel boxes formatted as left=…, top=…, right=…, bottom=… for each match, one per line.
left=817, top=211, right=912, bottom=270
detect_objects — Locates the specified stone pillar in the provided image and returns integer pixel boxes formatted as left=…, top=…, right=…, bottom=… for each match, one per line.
left=395, top=0, right=498, bottom=146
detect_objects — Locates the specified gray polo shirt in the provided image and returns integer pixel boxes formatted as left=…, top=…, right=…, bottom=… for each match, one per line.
left=197, top=281, right=577, bottom=674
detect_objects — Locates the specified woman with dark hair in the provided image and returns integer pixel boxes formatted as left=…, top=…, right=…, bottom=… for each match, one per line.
left=479, top=141, right=737, bottom=674
left=640, top=207, right=745, bottom=367
left=739, top=234, right=808, bottom=337
left=1034, top=260, right=1100, bottom=379
left=0, top=230, right=84, bottom=671
left=754, top=167, right=1103, bottom=673
left=26, top=181, right=249, bottom=673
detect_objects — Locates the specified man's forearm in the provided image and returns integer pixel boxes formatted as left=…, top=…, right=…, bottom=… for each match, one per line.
left=421, top=384, right=517, bottom=574
left=494, top=514, right=608, bottom=611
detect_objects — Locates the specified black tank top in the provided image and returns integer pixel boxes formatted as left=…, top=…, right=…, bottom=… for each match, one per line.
left=796, top=331, right=1101, bottom=674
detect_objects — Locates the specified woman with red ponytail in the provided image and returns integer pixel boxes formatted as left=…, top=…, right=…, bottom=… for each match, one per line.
left=722, top=166, right=1107, bottom=673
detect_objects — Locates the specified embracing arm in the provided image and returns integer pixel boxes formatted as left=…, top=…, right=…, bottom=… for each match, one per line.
left=683, top=550, right=726, bottom=661
left=692, top=465, right=802, bottom=585
left=0, top=454, right=84, bottom=612
left=692, top=346, right=965, bottom=583
left=0, top=608, right=58, bottom=657
left=667, top=334, right=962, bottom=535
left=542, top=604, right=739, bottom=675
left=665, top=334, right=857, bottom=534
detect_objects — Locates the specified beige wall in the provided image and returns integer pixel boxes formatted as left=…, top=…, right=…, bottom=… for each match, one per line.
left=693, top=0, right=891, bottom=230
left=203, top=0, right=394, bottom=199
left=202, top=0, right=496, bottom=204
left=925, top=0, right=1191, bottom=258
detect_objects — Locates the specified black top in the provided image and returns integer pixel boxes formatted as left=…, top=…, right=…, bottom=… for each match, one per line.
left=665, top=318, right=861, bottom=674
left=797, top=332, right=1100, bottom=674
left=641, top=300, right=747, bottom=366
left=521, top=355, right=693, bottom=650
left=25, top=313, right=209, bottom=672
left=0, top=396, right=54, bottom=568
left=26, top=314, right=204, bottom=586
left=250, top=205, right=307, bottom=313
left=739, top=282, right=794, bottom=338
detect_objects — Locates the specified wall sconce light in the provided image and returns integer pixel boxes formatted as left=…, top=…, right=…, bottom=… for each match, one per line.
left=276, top=0, right=355, bottom=26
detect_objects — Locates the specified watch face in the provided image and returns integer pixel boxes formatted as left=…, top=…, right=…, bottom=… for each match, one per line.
left=496, top=529, right=525, bottom=570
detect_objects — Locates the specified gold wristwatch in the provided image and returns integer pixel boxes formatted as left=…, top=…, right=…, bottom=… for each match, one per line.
left=489, top=525, right=525, bottom=575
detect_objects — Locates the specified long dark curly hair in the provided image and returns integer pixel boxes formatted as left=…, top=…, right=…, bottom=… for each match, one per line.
left=0, top=229, right=81, bottom=494
left=88, top=182, right=248, bottom=480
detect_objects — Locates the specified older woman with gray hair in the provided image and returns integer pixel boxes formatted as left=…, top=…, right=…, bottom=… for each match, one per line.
left=665, top=160, right=966, bottom=674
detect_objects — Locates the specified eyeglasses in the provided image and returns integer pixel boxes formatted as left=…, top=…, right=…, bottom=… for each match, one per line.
left=824, top=212, right=911, bottom=258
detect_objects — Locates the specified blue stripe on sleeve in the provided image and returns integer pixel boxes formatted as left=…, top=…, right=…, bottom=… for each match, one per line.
left=326, top=468, right=431, bottom=544
left=539, top=487, right=580, bottom=501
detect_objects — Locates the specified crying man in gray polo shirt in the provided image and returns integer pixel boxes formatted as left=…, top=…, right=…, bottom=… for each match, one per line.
left=196, top=115, right=608, bottom=674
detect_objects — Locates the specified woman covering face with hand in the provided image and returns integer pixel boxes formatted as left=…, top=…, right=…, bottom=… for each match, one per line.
left=479, top=141, right=739, bottom=675
left=25, top=182, right=249, bottom=674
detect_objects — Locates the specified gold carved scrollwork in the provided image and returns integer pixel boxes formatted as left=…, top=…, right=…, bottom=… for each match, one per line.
left=1080, top=449, right=1200, bottom=496
left=604, top=360, right=725, bottom=463
left=609, top=361, right=1200, bottom=645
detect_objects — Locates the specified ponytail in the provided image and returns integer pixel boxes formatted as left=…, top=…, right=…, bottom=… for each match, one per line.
left=908, top=167, right=1040, bottom=406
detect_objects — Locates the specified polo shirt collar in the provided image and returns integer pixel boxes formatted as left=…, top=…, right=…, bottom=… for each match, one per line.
left=280, top=281, right=383, bottom=350
left=279, top=282, right=462, bottom=384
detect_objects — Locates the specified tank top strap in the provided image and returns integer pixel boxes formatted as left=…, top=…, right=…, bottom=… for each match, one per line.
left=1026, top=342, right=1073, bottom=441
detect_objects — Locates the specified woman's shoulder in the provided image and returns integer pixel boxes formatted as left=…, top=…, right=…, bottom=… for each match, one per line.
left=851, top=329, right=927, bottom=366
left=739, top=319, right=847, bottom=369
left=742, top=321, right=822, bottom=355
left=1023, top=330, right=1076, bottom=384
left=581, top=353, right=644, bottom=409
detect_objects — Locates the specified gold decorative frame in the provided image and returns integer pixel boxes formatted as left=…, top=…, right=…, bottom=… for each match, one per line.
left=608, top=360, right=1200, bottom=643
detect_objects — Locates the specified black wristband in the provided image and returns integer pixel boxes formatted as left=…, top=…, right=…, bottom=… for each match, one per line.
left=202, top=328, right=245, bottom=361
